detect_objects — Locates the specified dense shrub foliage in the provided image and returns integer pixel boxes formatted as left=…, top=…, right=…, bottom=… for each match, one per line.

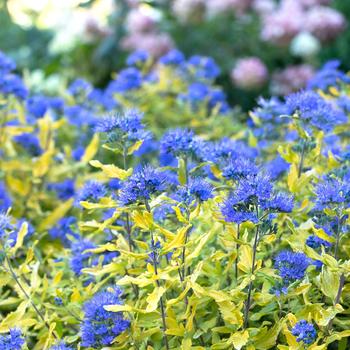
left=1, top=49, right=350, bottom=350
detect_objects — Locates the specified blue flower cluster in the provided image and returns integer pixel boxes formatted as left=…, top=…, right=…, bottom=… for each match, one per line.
left=119, top=166, right=167, bottom=205
left=274, top=251, right=310, bottom=283
left=81, top=287, right=130, bottom=348
left=0, top=328, right=25, bottom=350
left=291, top=320, right=317, bottom=344
left=49, top=342, right=74, bottom=350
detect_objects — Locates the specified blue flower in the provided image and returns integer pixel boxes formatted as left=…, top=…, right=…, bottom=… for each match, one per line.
left=75, top=181, right=107, bottom=205
left=13, top=133, right=42, bottom=157
left=292, top=320, right=317, bottom=344
left=314, top=178, right=350, bottom=210
left=221, top=196, right=258, bottom=224
left=72, top=145, right=85, bottom=161
left=70, top=239, right=96, bottom=276
left=119, top=166, right=167, bottom=205
left=0, top=182, right=12, bottom=211
left=107, top=67, right=142, bottom=93
left=265, top=155, right=290, bottom=180
left=126, top=50, right=149, bottom=66
left=49, top=341, right=74, bottom=350
left=187, top=55, right=220, bottom=80
left=307, top=60, right=350, bottom=91
left=306, top=235, right=332, bottom=249
left=274, top=251, right=310, bottom=282
left=160, top=128, right=199, bottom=158
left=49, top=217, right=80, bottom=246
left=47, top=179, right=75, bottom=200
left=159, top=49, right=185, bottom=65
left=222, top=158, right=258, bottom=180
left=7, top=219, right=35, bottom=247
left=81, top=287, right=130, bottom=348
left=0, top=328, right=25, bottom=350
left=286, top=90, right=347, bottom=132
left=262, top=192, right=294, bottom=213
left=0, top=51, right=16, bottom=72
left=0, top=213, right=13, bottom=239
left=175, top=178, right=213, bottom=205
left=96, top=109, right=149, bottom=142
left=64, top=105, right=97, bottom=127
left=0, top=73, right=27, bottom=99
left=68, top=78, right=92, bottom=97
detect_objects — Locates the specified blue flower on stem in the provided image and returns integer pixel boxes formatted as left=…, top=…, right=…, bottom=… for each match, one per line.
left=81, top=287, right=130, bottom=348
left=292, top=320, right=317, bottom=344
left=0, top=328, right=25, bottom=350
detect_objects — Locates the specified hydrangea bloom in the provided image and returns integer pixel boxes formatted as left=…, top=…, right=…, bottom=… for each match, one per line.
left=119, top=166, right=167, bottom=205
left=81, top=287, right=130, bottom=348
left=0, top=328, right=25, bottom=350
left=292, top=320, right=317, bottom=344
left=274, top=251, right=310, bottom=282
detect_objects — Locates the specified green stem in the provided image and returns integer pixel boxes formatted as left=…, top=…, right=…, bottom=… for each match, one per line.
left=5, top=254, right=57, bottom=339
left=298, top=139, right=306, bottom=178
left=145, top=200, right=169, bottom=350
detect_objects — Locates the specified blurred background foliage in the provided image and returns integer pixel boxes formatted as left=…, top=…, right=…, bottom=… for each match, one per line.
left=1, top=0, right=350, bottom=109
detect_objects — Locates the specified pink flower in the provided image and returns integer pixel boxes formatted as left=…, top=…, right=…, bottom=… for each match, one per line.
left=126, top=8, right=156, bottom=33
left=122, top=32, right=174, bottom=58
left=206, top=0, right=252, bottom=16
left=305, top=6, right=346, bottom=42
left=261, top=0, right=305, bottom=46
left=172, top=0, right=206, bottom=23
left=270, top=64, right=315, bottom=95
left=252, top=0, right=276, bottom=15
left=231, top=57, right=268, bottom=90
left=298, top=0, right=331, bottom=7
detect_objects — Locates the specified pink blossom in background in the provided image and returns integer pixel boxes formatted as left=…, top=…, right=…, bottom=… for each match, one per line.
left=298, top=0, right=331, bottom=7
left=231, top=57, right=268, bottom=90
left=172, top=0, right=206, bottom=23
left=261, top=0, right=305, bottom=46
left=206, top=0, right=252, bottom=16
left=270, top=64, right=315, bottom=95
left=126, top=8, right=157, bottom=33
left=305, top=6, right=346, bottom=42
left=122, top=32, right=173, bottom=58
left=252, top=0, right=276, bottom=15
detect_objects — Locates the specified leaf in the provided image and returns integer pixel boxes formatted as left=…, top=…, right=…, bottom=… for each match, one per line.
left=89, top=160, right=132, bottom=179
left=146, top=287, right=166, bottom=312
left=287, top=163, right=298, bottom=193
left=163, top=225, right=190, bottom=252
left=38, top=198, right=73, bottom=231
left=11, top=221, right=28, bottom=253
left=178, top=158, right=187, bottom=185
left=132, top=211, right=154, bottom=230
left=128, top=140, right=143, bottom=155
left=320, top=266, right=340, bottom=300
left=33, top=149, right=54, bottom=177
left=81, top=134, right=99, bottom=163
left=238, top=245, right=253, bottom=273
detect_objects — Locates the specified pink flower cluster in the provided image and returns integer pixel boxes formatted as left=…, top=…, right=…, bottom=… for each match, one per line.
left=231, top=57, right=268, bottom=90
left=260, top=0, right=345, bottom=46
left=270, top=64, right=315, bottom=95
left=122, top=6, right=173, bottom=57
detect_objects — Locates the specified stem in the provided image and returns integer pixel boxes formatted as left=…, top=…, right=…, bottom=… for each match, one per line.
left=334, top=219, right=341, bottom=261
left=298, top=139, right=306, bottom=178
left=235, top=224, right=240, bottom=283
left=243, top=208, right=259, bottom=329
left=145, top=200, right=169, bottom=350
left=4, top=254, right=57, bottom=339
